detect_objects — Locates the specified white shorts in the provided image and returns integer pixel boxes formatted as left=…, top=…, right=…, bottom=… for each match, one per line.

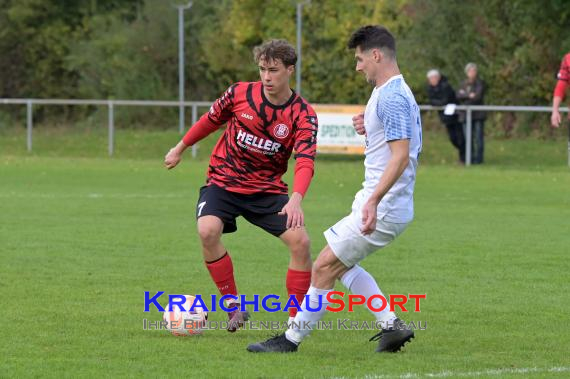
left=323, top=190, right=409, bottom=267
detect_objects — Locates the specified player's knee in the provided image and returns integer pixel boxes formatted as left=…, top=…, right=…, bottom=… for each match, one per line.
left=312, top=260, right=334, bottom=282
left=290, top=234, right=311, bottom=259
left=297, top=233, right=311, bottom=254
left=197, top=224, right=221, bottom=247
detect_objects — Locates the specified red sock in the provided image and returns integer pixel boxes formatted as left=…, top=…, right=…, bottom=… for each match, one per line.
left=205, top=253, right=238, bottom=304
left=286, top=269, right=311, bottom=318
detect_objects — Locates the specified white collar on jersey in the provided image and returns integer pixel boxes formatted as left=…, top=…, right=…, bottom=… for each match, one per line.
left=376, top=74, right=404, bottom=90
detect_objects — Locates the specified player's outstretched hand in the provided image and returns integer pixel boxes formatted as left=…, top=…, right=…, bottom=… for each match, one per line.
left=352, top=113, right=366, bottom=135
left=164, top=147, right=182, bottom=169
left=279, top=192, right=304, bottom=229
left=360, top=200, right=377, bottom=235
left=551, top=110, right=561, bottom=128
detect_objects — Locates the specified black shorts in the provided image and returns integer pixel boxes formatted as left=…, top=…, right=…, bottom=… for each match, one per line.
left=196, top=184, right=289, bottom=237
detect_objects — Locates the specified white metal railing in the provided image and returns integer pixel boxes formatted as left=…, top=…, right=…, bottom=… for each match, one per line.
left=1, top=98, right=211, bottom=158
left=420, top=104, right=569, bottom=166
left=1, top=98, right=569, bottom=166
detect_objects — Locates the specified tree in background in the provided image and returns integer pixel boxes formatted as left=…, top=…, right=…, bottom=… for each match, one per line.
left=1, top=0, right=569, bottom=134
left=0, top=0, right=142, bottom=99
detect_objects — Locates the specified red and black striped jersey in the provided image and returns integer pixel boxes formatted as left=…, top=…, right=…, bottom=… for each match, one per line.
left=185, top=82, right=318, bottom=195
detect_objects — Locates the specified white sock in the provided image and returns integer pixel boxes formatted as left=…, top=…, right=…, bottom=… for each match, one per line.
left=285, top=286, right=331, bottom=344
left=340, top=265, right=396, bottom=324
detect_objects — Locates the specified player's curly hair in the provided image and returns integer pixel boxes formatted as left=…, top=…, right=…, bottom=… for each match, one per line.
left=253, top=39, right=297, bottom=67
left=348, top=25, right=396, bottom=58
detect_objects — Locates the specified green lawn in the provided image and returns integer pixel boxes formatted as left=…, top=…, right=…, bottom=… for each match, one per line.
left=1, top=128, right=569, bottom=378
left=1, top=123, right=569, bottom=166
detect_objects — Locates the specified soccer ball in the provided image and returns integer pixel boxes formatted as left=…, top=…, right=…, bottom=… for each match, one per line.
left=163, top=295, right=208, bottom=336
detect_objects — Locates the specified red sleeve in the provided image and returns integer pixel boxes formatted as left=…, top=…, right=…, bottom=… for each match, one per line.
left=293, top=162, right=314, bottom=197
left=182, top=113, right=222, bottom=146
left=553, top=54, right=570, bottom=99
left=554, top=80, right=567, bottom=99
left=182, top=84, right=237, bottom=146
left=292, top=105, right=318, bottom=197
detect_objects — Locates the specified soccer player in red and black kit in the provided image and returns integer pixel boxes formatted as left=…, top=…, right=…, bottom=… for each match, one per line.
left=551, top=52, right=570, bottom=128
left=164, top=39, right=317, bottom=331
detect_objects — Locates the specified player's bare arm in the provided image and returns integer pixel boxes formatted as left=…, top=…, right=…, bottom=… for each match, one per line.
left=551, top=96, right=562, bottom=128
left=551, top=54, right=569, bottom=128
left=164, top=140, right=189, bottom=170
left=361, top=139, right=410, bottom=235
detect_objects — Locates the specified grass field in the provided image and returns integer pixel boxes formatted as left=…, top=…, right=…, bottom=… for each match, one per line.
left=1, top=127, right=570, bottom=378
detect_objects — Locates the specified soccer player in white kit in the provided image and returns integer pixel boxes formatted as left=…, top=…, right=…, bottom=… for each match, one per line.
left=248, top=25, right=422, bottom=353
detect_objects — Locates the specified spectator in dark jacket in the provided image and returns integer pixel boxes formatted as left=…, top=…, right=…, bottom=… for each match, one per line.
left=426, top=69, right=465, bottom=163
left=457, top=63, right=486, bottom=164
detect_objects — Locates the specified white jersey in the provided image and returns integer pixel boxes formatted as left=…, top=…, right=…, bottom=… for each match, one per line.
left=362, top=74, right=422, bottom=223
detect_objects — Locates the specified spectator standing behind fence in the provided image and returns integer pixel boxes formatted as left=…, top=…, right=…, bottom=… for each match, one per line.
left=426, top=69, right=465, bottom=164
left=457, top=63, right=486, bottom=164
left=551, top=52, right=569, bottom=128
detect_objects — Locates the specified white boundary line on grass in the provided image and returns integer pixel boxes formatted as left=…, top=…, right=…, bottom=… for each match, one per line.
left=331, top=366, right=570, bottom=379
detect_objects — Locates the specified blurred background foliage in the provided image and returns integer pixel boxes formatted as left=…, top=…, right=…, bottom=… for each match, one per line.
left=0, top=0, right=569, bottom=135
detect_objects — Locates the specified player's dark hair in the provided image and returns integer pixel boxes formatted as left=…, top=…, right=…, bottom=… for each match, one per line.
left=253, top=39, right=297, bottom=67
left=347, top=25, right=396, bottom=58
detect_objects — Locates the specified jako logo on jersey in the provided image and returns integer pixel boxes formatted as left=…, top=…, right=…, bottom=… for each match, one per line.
left=273, top=124, right=290, bottom=139
left=236, top=129, right=281, bottom=152
left=241, top=113, right=254, bottom=120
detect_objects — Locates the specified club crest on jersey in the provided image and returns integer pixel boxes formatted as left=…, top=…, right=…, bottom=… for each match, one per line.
left=273, top=124, right=290, bottom=139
